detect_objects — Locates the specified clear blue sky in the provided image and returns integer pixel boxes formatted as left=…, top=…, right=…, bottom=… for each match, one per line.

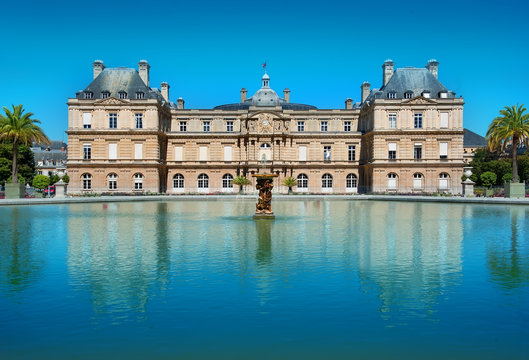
left=1, top=0, right=528, bottom=141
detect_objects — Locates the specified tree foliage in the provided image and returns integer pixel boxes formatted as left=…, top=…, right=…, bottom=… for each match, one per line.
left=486, top=104, right=529, bottom=182
left=480, top=171, right=497, bottom=188
left=49, top=174, right=60, bottom=185
left=32, top=174, right=50, bottom=190
left=232, top=175, right=250, bottom=186
left=62, top=174, right=70, bottom=184
left=0, top=143, right=36, bottom=185
left=281, top=176, right=297, bottom=187
left=0, top=105, right=49, bottom=183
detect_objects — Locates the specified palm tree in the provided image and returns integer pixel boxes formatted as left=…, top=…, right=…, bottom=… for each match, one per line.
left=232, top=175, right=250, bottom=194
left=0, top=105, right=50, bottom=183
left=486, top=104, right=529, bottom=182
left=282, top=176, right=296, bottom=194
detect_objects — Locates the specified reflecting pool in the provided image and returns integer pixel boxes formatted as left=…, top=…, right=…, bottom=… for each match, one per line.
left=1, top=200, right=528, bottom=359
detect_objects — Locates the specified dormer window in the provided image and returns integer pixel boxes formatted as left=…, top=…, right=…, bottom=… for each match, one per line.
left=439, top=91, right=448, bottom=99
left=422, top=91, right=431, bottom=98
left=387, top=92, right=397, bottom=99
left=101, top=91, right=110, bottom=99
left=84, top=91, right=93, bottom=99
left=119, top=91, right=127, bottom=99
left=404, top=91, right=413, bottom=99
left=136, top=92, right=145, bottom=99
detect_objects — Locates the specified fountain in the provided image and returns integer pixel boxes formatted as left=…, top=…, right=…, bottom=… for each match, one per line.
left=252, top=155, right=278, bottom=219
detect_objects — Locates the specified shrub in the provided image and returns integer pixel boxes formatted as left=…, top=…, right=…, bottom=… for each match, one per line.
left=480, top=171, right=497, bottom=188
left=32, top=174, right=50, bottom=190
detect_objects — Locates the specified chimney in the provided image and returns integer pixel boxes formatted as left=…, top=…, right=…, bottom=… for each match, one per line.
left=345, top=98, right=353, bottom=110
left=283, top=88, right=290, bottom=103
left=240, top=88, right=247, bottom=102
left=382, top=59, right=394, bottom=87
left=161, top=82, right=170, bottom=102
left=92, top=60, right=105, bottom=79
left=138, top=60, right=150, bottom=87
left=426, top=59, right=439, bottom=79
left=361, top=81, right=371, bottom=103
left=177, top=97, right=185, bottom=109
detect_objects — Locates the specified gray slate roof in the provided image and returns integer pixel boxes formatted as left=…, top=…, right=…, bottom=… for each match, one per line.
left=463, top=129, right=487, bottom=147
left=365, top=68, right=455, bottom=102
left=76, top=68, right=164, bottom=102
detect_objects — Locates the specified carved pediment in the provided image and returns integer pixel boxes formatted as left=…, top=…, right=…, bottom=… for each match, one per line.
left=402, top=96, right=437, bottom=105
left=94, top=96, right=129, bottom=105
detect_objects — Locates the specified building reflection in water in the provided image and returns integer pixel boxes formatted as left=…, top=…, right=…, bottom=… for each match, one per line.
left=64, top=200, right=471, bottom=322
left=353, top=201, right=464, bottom=321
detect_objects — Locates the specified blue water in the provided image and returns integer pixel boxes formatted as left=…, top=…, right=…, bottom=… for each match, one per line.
left=0, top=200, right=528, bottom=359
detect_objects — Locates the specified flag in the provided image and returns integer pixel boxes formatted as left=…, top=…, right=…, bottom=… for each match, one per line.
left=262, top=62, right=266, bottom=69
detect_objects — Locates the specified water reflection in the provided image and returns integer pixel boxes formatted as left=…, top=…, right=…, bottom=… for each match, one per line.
left=0, top=208, right=43, bottom=293
left=487, top=207, right=529, bottom=290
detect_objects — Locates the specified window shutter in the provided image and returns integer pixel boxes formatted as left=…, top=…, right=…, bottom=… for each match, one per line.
left=440, top=142, right=448, bottom=156
left=134, top=144, right=143, bottom=160
left=299, top=146, right=307, bottom=161
left=83, top=113, right=92, bottom=125
left=224, top=146, right=232, bottom=161
left=388, top=143, right=397, bottom=151
left=109, top=143, right=117, bottom=159
left=199, top=146, right=208, bottom=161
left=440, top=112, right=449, bottom=128
left=174, top=146, right=183, bottom=161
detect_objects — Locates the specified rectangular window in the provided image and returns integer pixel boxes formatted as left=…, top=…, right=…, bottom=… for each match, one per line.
left=199, top=146, right=208, bottom=161
left=388, top=113, right=397, bottom=129
left=134, top=143, right=143, bottom=160
left=224, top=146, right=232, bottom=161
left=440, top=142, right=448, bottom=159
left=102, top=92, right=109, bottom=99
left=203, top=121, right=210, bottom=132
left=109, top=143, right=117, bottom=160
left=135, top=113, right=143, bottom=129
left=297, top=121, right=305, bottom=132
left=299, top=146, right=307, bottom=161
left=348, top=145, right=356, bottom=161
left=344, top=121, right=351, bottom=132
left=440, top=112, right=449, bottom=128
left=82, top=113, right=92, bottom=129
left=414, top=143, right=422, bottom=160
left=226, top=121, right=234, bottom=132
left=174, top=146, right=183, bottom=161
left=180, top=121, right=187, bottom=132
left=109, top=113, right=117, bottom=129
left=83, top=144, right=91, bottom=159
left=388, top=142, right=396, bottom=160
left=135, top=92, right=144, bottom=99
left=321, top=121, right=328, bottom=132
left=414, top=113, right=423, bottom=129
left=323, top=146, right=331, bottom=161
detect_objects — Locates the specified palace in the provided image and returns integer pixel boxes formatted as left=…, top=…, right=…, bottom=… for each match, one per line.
left=66, top=59, right=464, bottom=194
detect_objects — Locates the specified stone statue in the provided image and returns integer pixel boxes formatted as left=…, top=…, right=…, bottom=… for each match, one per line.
left=255, top=178, right=274, bottom=214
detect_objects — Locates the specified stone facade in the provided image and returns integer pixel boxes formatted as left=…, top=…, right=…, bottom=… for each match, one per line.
left=66, top=59, right=464, bottom=194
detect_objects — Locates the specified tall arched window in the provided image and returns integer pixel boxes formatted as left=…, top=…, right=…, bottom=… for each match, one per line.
left=322, top=174, right=333, bottom=188
left=439, top=173, right=450, bottom=190
left=387, top=173, right=398, bottom=190
left=107, top=173, right=117, bottom=190
left=82, top=173, right=92, bottom=190
left=297, top=173, right=308, bottom=189
left=198, top=174, right=209, bottom=189
left=413, top=173, right=423, bottom=189
left=134, top=173, right=143, bottom=190
left=346, top=173, right=358, bottom=192
left=173, top=174, right=184, bottom=189
left=259, top=143, right=271, bottom=162
left=222, top=174, right=234, bottom=189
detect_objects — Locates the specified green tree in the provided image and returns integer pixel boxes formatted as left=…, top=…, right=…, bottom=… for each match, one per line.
left=486, top=104, right=529, bottom=182
left=0, top=143, right=36, bottom=185
left=0, top=105, right=49, bottom=183
left=32, top=174, right=50, bottom=191
left=49, top=174, right=60, bottom=185
left=282, top=176, right=296, bottom=194
left=480, top=171, right=497, bottom=188
left=232, top=175, right=250, bottom=194
left=62, top=174, right=70, bottom=184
